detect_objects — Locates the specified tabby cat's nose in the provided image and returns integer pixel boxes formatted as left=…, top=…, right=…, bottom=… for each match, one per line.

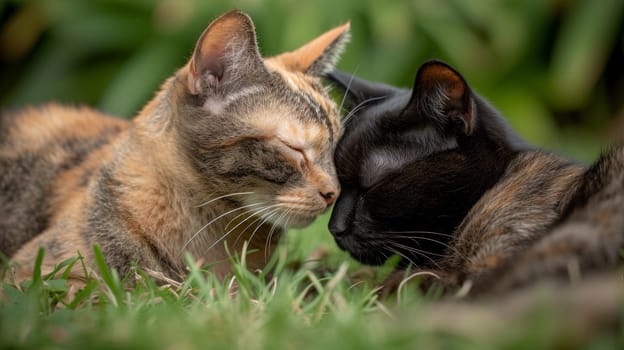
left=319, top=184, right=340, bottom=206
left=320, top=190, right=337, bottom=206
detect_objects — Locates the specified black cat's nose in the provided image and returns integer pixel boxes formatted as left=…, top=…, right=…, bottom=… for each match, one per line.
left=328, top=218, right=348, bottom=237
left=328, top=189, right=355, bottom=237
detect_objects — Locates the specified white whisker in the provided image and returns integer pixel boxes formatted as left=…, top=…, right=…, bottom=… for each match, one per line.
left=383, top=230, right=455, bottom=239
left=388, top=235, right=456, bottom=252
left=337, top=69, right=358, bottom=115
left=388, top=241, right=442, bottom=270
left=207, top=204, right=281, bottom=252
left=223, top=204, right=271, bottom=231
left=385, top=245, right=419, bottom=268
left=264, top=207, right=292, bottom=262
left=390, top=241, right=447, bottom=259
left=181, top=201, right=267, bottom=253
left=384, top=232, right=465, bottom=260
left=342, top=95, right=387, bottom=125
left=233, top=205, right=282, bottom=248
left=227, top=204, right=283, bottom=248
left=195, top=191, right=255, bottom=208
left=235, top=207, right=281, bottom=249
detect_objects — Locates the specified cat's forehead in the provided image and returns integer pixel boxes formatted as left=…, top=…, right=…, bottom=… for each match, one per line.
left=263, top=59, right=341, bottom=135
left=339, top=122, right=458, bottom=188
left=360, top=148, right=413, bottom=188
left=249, top=107, right=328, bottom=150
left=238, top=83, right=338, bottom=153
left=198, top=58, right=341, bottom=155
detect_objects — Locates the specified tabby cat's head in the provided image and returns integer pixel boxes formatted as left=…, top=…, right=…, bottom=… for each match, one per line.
left=153, top=11, right=349, bottom=228
left=327, top=61, right=527, bottom=266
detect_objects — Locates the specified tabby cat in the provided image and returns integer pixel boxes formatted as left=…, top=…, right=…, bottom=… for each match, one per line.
left=327, top=60, right=623, bottom=295
left=0, top=10, right=349, bottom=282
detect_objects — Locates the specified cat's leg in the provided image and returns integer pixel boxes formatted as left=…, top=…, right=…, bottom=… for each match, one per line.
left=7, top=228, right=92, bottom=284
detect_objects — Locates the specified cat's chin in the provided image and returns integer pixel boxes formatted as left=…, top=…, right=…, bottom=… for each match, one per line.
left=255, top=206, right=319, bottom=229
left=285, top=216, right=316, bottom=228
left=332, top=234, right=388, bottom=266
left=267, top=198, right=327, bottom=229
left=271, top=214, right=317, bottom=229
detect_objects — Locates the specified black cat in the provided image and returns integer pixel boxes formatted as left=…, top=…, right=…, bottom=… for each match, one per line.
left=328, top=60, right=624, bottom=294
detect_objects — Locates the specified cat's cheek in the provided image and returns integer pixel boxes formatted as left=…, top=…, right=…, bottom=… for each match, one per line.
left=272, top=185, right=329, bottom=224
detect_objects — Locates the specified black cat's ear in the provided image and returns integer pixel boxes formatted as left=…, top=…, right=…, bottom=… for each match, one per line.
left=405, top=60, right=475, bottom=135
left=269, top=22, right=351, bottom=76
left=187, top=10, right=264, bottom=95
left=328, top=70, right=400, bottom=107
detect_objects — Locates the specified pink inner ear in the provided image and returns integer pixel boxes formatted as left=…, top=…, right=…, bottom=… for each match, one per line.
left=187, top=11, right=257, bottom=94
left=417, top=62, right=475, bottom=135
left=447, top=79, right=466, bottom=100
left=193, top=52, right=225, bottom=82
left=188, top=64, right=221, bottom=95
left=420, top=65, right=466, bottom=98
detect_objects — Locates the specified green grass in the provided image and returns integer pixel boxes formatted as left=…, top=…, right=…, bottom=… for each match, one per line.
left=2, top=217, right=623, bottom=350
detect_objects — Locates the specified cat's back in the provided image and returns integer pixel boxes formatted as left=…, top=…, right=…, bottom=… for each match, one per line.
left=471, top=145, right=624, bottom=293
left=0, top=104, right=129, bottom=258
left=1, top=104, right=128, bottom=151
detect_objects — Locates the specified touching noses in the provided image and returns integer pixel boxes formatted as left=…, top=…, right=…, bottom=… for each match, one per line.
left=319, top=184, right=340, bottom=206
left=310, top=166, right=340, bottom=207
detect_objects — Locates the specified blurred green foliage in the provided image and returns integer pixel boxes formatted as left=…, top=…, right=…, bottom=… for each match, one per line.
left=1, top=0, right=623, bottom=160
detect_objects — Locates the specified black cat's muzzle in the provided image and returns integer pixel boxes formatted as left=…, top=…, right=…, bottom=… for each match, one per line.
left=328, top=188, right=357, bottom=236
left=332, top=233, right=390, bottom=266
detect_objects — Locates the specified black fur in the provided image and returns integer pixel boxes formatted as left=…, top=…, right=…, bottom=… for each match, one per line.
left=328, top=60, right=529, bottom=266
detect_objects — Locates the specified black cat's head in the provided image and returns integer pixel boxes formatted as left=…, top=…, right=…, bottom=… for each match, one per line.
left=327, top=60, right=528, bottom=267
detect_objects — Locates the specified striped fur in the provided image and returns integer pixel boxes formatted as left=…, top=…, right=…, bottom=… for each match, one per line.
left=0, top=10, right=349, bottom=281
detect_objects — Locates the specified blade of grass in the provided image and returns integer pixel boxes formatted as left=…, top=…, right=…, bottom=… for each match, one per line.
left=43, top=256, right=79, bottom=281
left=66, top=279, right=99, bottom=310
left=92, top=244, right=124, bottom=307
left=30, top=247, right=45, bottom=288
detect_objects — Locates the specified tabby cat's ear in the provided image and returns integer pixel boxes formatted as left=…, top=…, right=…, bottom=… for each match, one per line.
left=270, top=22, right=351, bottom=76
left=405, top=60, right=476, bottom=135
left=187, top=10, right=264, bottom=95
